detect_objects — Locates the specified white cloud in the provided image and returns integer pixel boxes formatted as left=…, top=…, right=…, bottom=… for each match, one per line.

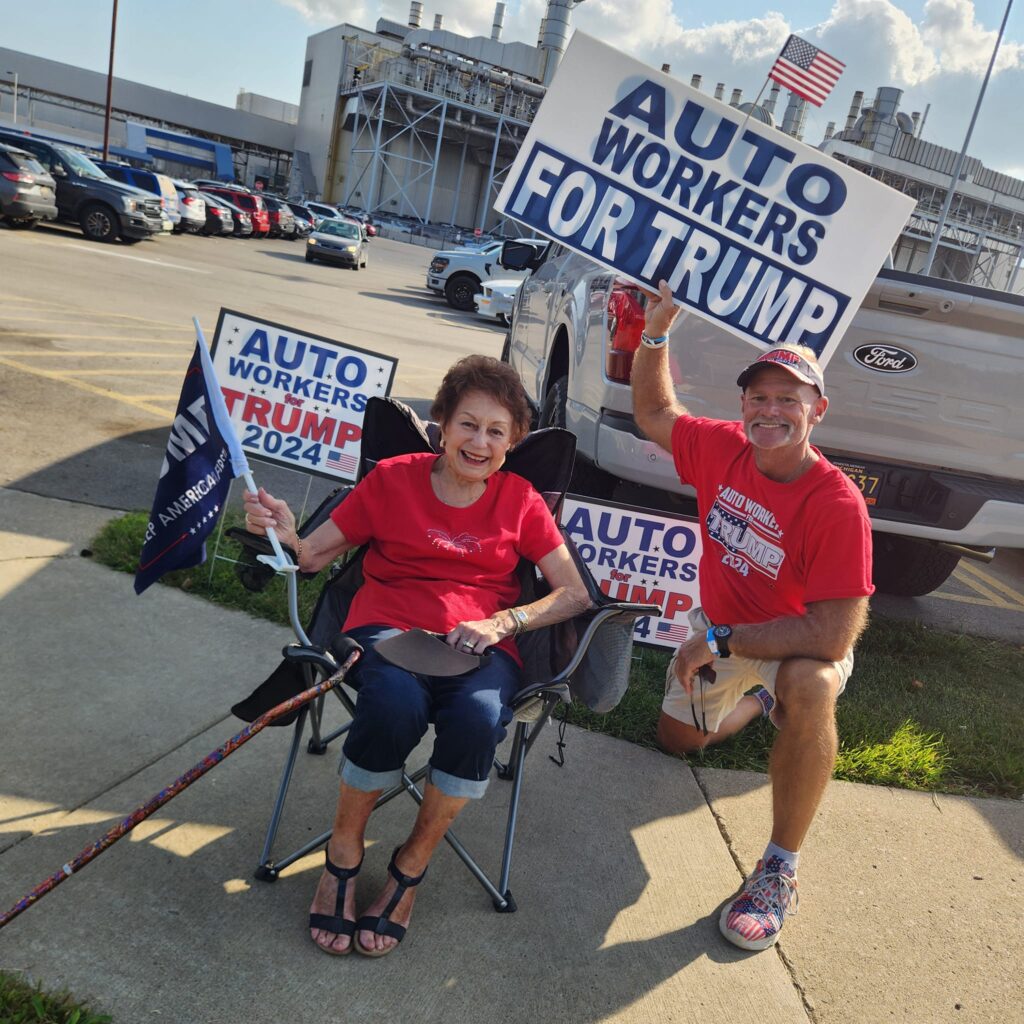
left=275, top=0, right=1024, bottom=175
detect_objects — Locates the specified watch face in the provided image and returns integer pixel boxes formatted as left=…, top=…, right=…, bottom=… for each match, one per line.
left=714, top=626, right=732, bottom=639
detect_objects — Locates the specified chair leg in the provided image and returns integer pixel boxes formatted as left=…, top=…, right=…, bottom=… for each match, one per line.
left=495, top=722, right=530, bottom=910
left=255, top=705, right=310, bottom=881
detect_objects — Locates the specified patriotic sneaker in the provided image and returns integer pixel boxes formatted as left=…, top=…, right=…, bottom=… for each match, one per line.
left=719, top=856, right=799, bottom=950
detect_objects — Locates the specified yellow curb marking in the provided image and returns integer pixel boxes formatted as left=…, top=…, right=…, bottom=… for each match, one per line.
left=0, top=336, right=190, bottom=345
left=0, top=293, right=189, bottom=328
left=947, top=566, right=1017, bottom=609
left=58, top=369, right=187, bottom=376
left=0, top=351, right=184, bottom=358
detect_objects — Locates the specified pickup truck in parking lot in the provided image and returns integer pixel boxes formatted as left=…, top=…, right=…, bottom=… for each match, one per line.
left=0, top=129, right=163, bottom=243
left=426, top=237, right=547, bottom=311
left=500, top=241, right=1024, bottom=596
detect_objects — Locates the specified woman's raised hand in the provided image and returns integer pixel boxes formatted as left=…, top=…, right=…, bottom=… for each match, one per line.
left=242, top=487, right=298, bottom=546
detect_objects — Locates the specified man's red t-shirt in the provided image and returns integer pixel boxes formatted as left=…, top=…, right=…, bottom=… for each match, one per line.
left=330, top=453, right=565, bottom=661
left=671, top=416, right=874, bottom=626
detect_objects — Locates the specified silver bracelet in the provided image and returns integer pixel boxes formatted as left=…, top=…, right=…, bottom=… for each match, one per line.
left=640, top=331, right=669, bottom=349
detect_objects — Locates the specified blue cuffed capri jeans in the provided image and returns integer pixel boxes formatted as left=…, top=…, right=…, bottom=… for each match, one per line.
left=339, top=625, right=521, bottom=799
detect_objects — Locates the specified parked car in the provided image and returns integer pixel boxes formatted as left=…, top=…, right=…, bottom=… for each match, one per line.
left=426, top=237, right=547, bottom=310
left=97, top=162, right=179, bottom=231
left=0, top=129, right=163, bottom=243
left=196, top=192, right=234, bottom=235
left=305, top=201, right=347, bottom=228
left=200, top=192, right=251, bottom=237
left=0, top=143, right=58, bottom=228
left=200, top=185, right=269, bottom=236
left=501, top=241, right=1024, bottom=596
left=473, top=277, right=522, bottom=326
left=261, top=195, right=296, bottom=239
left=283, top=201, right=315, bottom=238
left=171, top=180, right=206, bottom=234
left=305, top=218, right=368, bottom=269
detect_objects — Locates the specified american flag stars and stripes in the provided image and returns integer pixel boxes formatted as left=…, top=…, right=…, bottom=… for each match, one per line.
left=768, top=35, right=845, bottom=107
left=326, top=449, right=358, bottom=475
left=656, top=620, right=689, bottom=643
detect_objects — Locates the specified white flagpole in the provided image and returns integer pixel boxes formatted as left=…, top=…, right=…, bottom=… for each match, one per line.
left=192, top=317, right=293, bottom=572
left=921, top=0, right=1014, bottom=277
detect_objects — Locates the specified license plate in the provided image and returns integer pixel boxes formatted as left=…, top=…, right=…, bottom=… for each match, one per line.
left=833, top=460, right=882, bottom=506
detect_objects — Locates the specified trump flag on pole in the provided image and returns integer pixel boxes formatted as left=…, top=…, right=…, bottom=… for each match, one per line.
left=135, top=333, right=250, bottom=594
left=768, top=35, right=845, bottom=107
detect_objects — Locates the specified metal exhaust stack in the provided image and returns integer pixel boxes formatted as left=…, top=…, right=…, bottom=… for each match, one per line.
left=408, top=1, right=423, bottom=28
left=492, top=2, right=506, bottom=41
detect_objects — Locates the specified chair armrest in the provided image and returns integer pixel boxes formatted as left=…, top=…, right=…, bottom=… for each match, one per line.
left=547, top=602, right=662, bottom=686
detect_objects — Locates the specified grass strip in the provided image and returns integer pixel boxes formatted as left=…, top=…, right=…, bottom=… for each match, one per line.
left=92, top=512, right=1024, bottom=798
left=0, top=970, right=111, bottom=1024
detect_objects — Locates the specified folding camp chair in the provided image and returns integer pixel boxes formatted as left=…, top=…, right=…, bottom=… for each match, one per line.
left=228, top=396, right=659, bottom=912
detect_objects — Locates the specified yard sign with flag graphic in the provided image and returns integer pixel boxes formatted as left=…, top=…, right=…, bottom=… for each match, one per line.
left=768, top=35, right=845, bottom=107
left=560, top=494, right=703, bottom=651
left=135, top=335, right=250, bottom=594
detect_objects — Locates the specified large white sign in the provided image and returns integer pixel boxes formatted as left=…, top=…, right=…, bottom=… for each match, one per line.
left=562, top=494, right=703, bottom=650
left=210, top=309, right=397, bottom=482
left=496, top=33, right=916, bottom=366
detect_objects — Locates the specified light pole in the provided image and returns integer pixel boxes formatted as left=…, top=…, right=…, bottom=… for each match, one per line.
left=922, top=0, right=1014, bottom=277
left=102, top=0, right=119, bottom=161
left=5, top=71, right=17, bottom=124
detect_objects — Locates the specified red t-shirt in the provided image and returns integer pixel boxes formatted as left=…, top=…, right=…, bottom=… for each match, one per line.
left=330, top=453, right=565, bottom=661
left=672, top=416, right=874, bottom=625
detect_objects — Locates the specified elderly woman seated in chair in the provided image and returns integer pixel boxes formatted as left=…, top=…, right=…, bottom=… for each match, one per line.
left=243, top=355, right=590, bottom=958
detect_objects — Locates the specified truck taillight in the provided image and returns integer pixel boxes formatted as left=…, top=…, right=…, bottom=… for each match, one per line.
left=605, top=283, right=646, bottom=383
left=2, top=171, right=33, bottom=184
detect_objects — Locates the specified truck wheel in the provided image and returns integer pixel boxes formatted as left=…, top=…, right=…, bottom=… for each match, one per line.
left=871, top=534, right=961, bottom=597
left=539, top=374, right=567, bottom=429
left=79, top=203, right=120, bottom=243
left=6, top=217, right=37, bottom=229
left=444, top=274, right=479, bottom=311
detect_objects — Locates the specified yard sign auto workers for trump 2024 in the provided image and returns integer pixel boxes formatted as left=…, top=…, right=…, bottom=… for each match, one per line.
left=210, top=310, right=397, bottom=482
left=496, top=33, right=916, bottom=364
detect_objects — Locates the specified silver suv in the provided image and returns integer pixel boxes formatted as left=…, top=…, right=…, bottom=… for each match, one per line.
left=501, top=242, right=1024, bottom=596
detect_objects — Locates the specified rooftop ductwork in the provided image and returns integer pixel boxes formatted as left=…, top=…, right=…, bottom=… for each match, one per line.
left=690, top=74, right=702, bottom=90
left=763, top=81, right=781, bottom=117
left=714, top=82, right=725, bottom=101
left=539, top=0, right=584, bottom=86
left=434, top=14, right=443, bottom=31
left=845, top=90, right=864, bottom=131
left=730, top=88, right=742, bottom=107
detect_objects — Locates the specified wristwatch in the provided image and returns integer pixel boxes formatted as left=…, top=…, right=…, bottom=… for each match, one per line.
left=706, top=624, right=733, bottom=659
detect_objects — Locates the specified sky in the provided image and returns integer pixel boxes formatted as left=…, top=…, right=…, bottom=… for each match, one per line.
left=5, top=0, right=1022, bottom=177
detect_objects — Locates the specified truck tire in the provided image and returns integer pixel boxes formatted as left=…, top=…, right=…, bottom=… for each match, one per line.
left=539, top=374, right=615, bottom=497
left=871, top=534, right=961, bottom=597
left=539, top=374, right=567, bottom=429
left=79, top=203, right=120, bottom=243
left=444, top=273, right=479, bottom=311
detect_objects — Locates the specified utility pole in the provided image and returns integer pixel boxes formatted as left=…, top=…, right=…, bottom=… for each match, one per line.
left=922, top=0, right=1014, bottom=277
left=102, top=0, right=119, bottom=160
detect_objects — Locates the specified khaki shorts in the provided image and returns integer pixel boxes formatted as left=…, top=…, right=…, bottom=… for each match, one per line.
left=661, top=608, right=854, bottom=734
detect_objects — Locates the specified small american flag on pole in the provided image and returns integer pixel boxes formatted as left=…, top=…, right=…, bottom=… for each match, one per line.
left=768, top=35, right=845, bottom=107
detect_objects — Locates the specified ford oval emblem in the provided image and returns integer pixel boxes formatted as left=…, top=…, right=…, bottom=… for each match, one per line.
left=852, top=344, right=918, bottom=374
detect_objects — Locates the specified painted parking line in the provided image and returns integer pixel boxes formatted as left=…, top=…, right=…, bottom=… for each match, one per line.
left=956, top=560, right=1024, bottom=608
left=0, top=352, right=184, bottom=358
left=60, top=243, right=209, bottom=274
left=58, top=369, right=185, bottom=376
left=1, top=293, right=186, bottom=329
left=0, top=337, right=190, bottom=346
left=0, top=355, right=171, bottom=420
left=927, top=562, right=1024, bottom=611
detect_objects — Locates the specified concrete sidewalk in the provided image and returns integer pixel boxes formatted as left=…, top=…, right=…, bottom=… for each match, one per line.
left=1, top=487, right=1020, bottom=1023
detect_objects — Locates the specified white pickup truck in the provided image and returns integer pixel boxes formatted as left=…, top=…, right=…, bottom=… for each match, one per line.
left=500, top=240, right=1024, bottom=596
left=426, top=238, right=547, bottom=311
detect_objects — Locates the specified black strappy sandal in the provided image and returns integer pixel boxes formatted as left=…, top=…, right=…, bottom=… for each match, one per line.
left=309, top=849, right=364, bottom=956
left=355, top=846, right=428, bottom=958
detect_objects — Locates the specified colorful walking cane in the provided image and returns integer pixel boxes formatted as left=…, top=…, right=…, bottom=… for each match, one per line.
left=0, top=649, right=359, bottom=930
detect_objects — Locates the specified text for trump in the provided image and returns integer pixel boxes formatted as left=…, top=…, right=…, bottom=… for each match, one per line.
left=496, top=34, right=915, bottom=365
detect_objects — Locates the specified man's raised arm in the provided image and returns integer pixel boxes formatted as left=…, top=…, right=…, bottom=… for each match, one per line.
left=631, top=279, right=689, bottom=453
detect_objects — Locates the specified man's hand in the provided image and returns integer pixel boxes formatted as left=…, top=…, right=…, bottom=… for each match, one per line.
left=671, top=630, right=716, bottom=695
left=641, top=279, right=682, bottom=338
